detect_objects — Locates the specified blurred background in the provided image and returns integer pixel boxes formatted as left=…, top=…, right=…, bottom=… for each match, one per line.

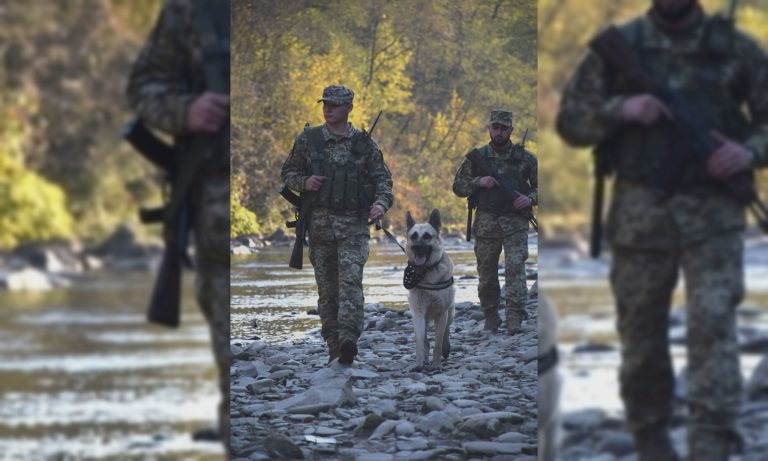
left=538, top=0, right=768, bottom=459
left=0, top=1, right=223, bottom=459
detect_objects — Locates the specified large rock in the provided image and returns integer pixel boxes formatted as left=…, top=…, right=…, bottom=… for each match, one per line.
left=459, top=412, right=525, bottom=437
left=462, top=441, right=523, bottom=456
left=747, top=355, right=768, bottom=401
left=263, top=433, right=304, bottom=459
left=0, top=267, right=58, bottom=291
left=12, top=241, right=84, bottom=275
left=276, top=367, right=356, bottom=413
left=92, top=224, right=162, bottom=271
left=266, top=228, right=292, bottom=243
left=416, top=410, right=460, bottom=433
left=231, top=244, right=252, bottom=255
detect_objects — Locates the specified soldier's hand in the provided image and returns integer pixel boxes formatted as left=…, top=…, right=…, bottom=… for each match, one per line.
left=187, top=92, right=230, bottom=133
left=707, top=131, right=753, bottom=179
left=619, top=94, right=673, bottom=126
left=513, top=195, right=532, bottom=210
left=478, top=176, right=500, bottom=189
left=304, top=175, right=327, bottom=191
left=369, top=204, right=386, bottom=221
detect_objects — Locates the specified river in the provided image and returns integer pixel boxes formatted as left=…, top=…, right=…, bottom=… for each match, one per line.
left=230, top=235, right=539, bottom=342
left=0, top=271, right=224, bottom=460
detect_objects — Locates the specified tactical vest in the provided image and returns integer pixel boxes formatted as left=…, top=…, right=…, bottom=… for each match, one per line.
left=305, top=126, right=377, bottom=211
left=607, top=16, right=751, bottom=192
left=475, top=145, right=532, bottom=214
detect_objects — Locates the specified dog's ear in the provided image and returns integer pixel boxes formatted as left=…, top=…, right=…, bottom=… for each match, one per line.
left=428, top=208, right=441, bottom=233
left=406, top=211, right=415, bottom=231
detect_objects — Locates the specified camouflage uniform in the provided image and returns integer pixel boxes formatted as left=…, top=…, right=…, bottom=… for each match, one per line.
left=557, top=7, right=768, bottom=459
left=281, top=86, right=393, bottom=360
left=127, top=0, right=230, bottom=447
left=453, top=110, right=538, bottom=334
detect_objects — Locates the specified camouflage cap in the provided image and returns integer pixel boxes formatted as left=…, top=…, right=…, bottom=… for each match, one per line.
left=317, top=85, right=355, bottom=105
left=488, top=109, right=513, bottom=127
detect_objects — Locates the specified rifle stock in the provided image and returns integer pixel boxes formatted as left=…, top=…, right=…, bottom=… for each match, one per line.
left=279, top=185, right=302, bottom=208
left=122, top=118, right=176, bottom=173
left=466, top=194, right=478, bottom=242
left=146, top=245, right=181, bottom=327
left=123, top=118, right=187, bottom=328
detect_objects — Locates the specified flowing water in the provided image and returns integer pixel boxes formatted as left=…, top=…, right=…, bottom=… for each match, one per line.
left=231, top=235, right=539, bottom=342
left=0, top=271, right=224, bottom=460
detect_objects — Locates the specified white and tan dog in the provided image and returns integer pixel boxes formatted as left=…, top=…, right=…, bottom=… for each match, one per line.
left=404, top=209, right=455, bottom=372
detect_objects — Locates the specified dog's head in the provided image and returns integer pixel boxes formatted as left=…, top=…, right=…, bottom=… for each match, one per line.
left=405, top=209, right=443, bottom=267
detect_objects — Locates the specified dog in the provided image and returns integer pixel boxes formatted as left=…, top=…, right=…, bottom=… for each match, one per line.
left=538, top=293, right=562, bottom=461
left=404, top=209, right=455, bottom=372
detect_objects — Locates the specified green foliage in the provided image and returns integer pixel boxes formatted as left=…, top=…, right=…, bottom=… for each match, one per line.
left=232, top=0, right=538, bottom=234
left=231, top=193, right=261, bottom=238
left=0, top=151, right=73, bottom=249
left=0, top=1, right=164, bottom=246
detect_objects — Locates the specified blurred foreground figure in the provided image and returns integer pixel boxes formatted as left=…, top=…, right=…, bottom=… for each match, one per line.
left=538, top=294, right=561, bottom=461
left=127, top=0, right=230, bottom=451
left=557, top=0, right=768, bottom=459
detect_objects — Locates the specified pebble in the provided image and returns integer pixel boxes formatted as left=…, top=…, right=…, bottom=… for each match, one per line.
left=230, top=294, right=539, bottom=459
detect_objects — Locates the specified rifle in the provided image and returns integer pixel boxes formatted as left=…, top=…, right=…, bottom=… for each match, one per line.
left=590, top=137, right=616, bottom=258
left=466, top=148, right=539, bottom=233
left=122, top=118, right=192, bottom=328
left=124, top=0, right=230, bottom=327
left=465, top=194, right=478, bottom=242
left=517, top=128, right=529, bottom=149
left=283, top=111, right=383, bottom=269
left=589, top=25, right=768, bottom=236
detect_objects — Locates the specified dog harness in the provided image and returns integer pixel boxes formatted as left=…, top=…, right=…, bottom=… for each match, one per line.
left=538, top=346, right=559, bottom=375
left=403, top=254, right=454, bottom=290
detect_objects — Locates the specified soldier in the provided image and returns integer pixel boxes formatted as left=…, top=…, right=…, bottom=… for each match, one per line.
left=556, top=0, right=768, bottom=459
left=126, top=0, right=230, bottom=448
left=452, top=109, right=538, bottom=334
left=281, top=85, right=394, bottom=365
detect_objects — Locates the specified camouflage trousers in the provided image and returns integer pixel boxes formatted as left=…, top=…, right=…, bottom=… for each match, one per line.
left=191, top=172, right=230, bottom=446
left=611, top=232, right=743, bottom=455
left=308, top=211, right=369, bottom=347
left=474, top=229, right=529, bottom=319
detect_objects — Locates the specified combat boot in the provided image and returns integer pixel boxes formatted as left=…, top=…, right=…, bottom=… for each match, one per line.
left=506, top=309, right=526, bottom=335
left=482, top=308, right=502, bottom=332
left=633, top=426, right=679, bottom=461
left=689, top=430, right=739, bottom=461
left=339, top=339, right=358, bottom=365
left=326, top=337, right=341, bottom=364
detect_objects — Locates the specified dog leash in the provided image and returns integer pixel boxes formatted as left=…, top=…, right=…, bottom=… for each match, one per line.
left=370, top=219, right=406, bottom=253
left=368, top=219, right=453, bottom=290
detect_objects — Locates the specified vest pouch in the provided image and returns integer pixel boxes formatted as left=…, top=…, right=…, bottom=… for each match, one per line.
left=317, top=163, right=334, bottom=207
left=351, top=131, right=373, bottom=157
left=345, top=168, right=360, bottom=210
left=361, top=184, right=375, bottom=207
left=330, top=167, right=347, bottom=210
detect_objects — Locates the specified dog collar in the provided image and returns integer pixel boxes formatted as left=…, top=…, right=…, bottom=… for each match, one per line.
left=403, top=254, right=454, bottom=290
left=538, top=346, right=559, bottom=374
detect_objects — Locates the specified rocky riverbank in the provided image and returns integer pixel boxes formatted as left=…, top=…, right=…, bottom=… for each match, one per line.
left=230, top=290, right=539, bottom=460
left=0, top=224, right=163, bottom=291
